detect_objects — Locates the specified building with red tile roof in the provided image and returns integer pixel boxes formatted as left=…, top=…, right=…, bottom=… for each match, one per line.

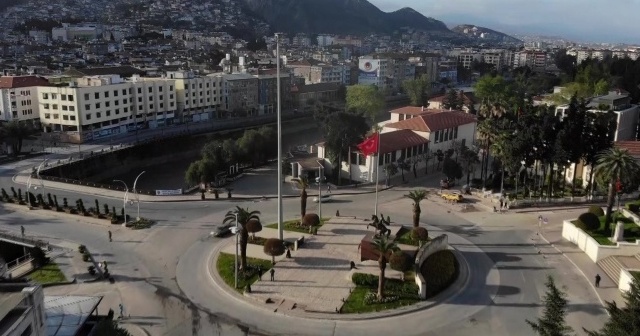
left=0, top=76, right=49, bottom=123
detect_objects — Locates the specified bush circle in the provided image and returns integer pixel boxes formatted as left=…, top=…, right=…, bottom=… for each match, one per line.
left=577, top=212, right=600, bottom=231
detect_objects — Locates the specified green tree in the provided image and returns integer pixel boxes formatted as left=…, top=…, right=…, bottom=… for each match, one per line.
left=397, top=158, right=410, bottom=182
left=402, top=75, right=430, bottom=107
left=555, top=96, right=587, bottom=196
left=223, top=207, right=261, bottom=270
left=442, top=88, right=463, bottom=110
left=185, top=159, right=222, bottom=186
left=346, top=84, right=384, bottom=122
left=594, top=78, right=610, bottom=95
left=296, top=177, right=310, bottom=219
left=526, top=275, right=573, bottom=336
left=583, top=112, right=617, bottom=195
left=460, top=146, right=480, bottom=185
left=595, top=148, right=640, bottom=232
left=404, top=189, right=428, bottom=228
left=442, top=157, right=463, bottom=182
left=586, top=276, right=640, bottom=336
left=2, top=121, right=35, bottom=156
left=237, top=129, right=264, bottom=166
left=321, top=112, right=369, bottom=179
left=222, top=138, right=241, bottom=165
left=257, top=126, right=277, bottom=159
left=384, top=162, right=398, bottom=185
left=371, top=236, right=399, bottom=299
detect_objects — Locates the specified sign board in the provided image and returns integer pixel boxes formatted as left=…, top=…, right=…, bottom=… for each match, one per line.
left=155, top=189, right=183, bottom=196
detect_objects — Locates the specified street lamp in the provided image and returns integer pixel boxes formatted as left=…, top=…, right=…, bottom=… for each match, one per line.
left=36, top=159, right=48, bottom=197
left=26, top=175, right=33, bottom=209
left=132, top=171, right=146, bottom=220
left=275, top=32, right=283, bottom=240
left=113, top=179, right=129, bottom=225
left=318, top=165, right=323, bottom=220
left=234, top=213, right=239, bottom=289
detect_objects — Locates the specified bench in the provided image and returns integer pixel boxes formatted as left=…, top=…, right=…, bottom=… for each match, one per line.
left=294, top=236, right=305, bottom=251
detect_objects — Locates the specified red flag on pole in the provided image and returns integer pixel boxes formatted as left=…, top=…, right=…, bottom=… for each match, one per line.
left=358, top=132, right=379, bottom=157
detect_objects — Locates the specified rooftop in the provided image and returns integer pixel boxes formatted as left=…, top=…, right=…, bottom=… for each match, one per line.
left=379, top=129, right=430, bottom=154
left=616, top=141, right=640, bottom=158
left=385, top=110, right=477, bottom=132
left=0, top=75, right=50, bottom=89
left=45, top=296, right=102, bottom=336
left=65, top=66, right=145, bottom=78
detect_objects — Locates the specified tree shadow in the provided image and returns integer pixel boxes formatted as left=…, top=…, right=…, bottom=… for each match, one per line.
left=485, top=252, right=522, bottom=263
left=330, top=228, right=368, bottom=235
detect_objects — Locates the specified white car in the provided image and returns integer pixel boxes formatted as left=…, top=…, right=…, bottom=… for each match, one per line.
left=313, top=194, right=333, bottom=203
left=315, top=176, right=327, bottom=184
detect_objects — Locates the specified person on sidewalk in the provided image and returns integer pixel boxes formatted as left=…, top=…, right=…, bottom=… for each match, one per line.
left=20, top=226, right=25, bottom=237
left=270, top=268, right=275, bottom=281
left=595, top=274, right=601, bottom=287
left=258, top=266, right=263, bottom=280
left=108, top=230, right=112, bottom=242
left=327, top=185, right=331, bottom=193
left=286, top=248, right=291, bottom=258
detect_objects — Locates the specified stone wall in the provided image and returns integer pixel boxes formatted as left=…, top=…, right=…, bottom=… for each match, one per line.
left=414, top=234, right=449, bottom=299
left=562, top=219, right=640, bottom=262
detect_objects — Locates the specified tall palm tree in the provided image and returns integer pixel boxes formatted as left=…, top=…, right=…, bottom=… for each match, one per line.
left=371, top=236, right=399, bottom=300
left=405, top=189, right=428, bottom=227
left=295, top=177, right=310, bottom=219
left=223, top=206, right=261, bottom=271
left=595, top=148, right=640, bottom=232
left=490, top=133, right=510, bottom=194
left=460, top=146, right=480, bottom=185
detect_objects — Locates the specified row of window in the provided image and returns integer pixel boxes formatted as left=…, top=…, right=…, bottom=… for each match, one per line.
left=378, top=143, right=429, bottom=166
left=20, top=100, right=32, bottom=106
left=21, top=109, right=34, bottom=116
left=43, top=104, right=75, bottom=112
left=44, top=113, right=76, bottom=121
left=42, top=93, right=75, bottom=101
left=82, top=86, right=175, bottom=100
left=434, top=126, right=459, bottom=144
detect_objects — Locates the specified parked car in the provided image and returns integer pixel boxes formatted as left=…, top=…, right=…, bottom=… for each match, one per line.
left=441, top=192, right=464, bottom=203
left=313, top=194, right=333, bottom=203
left=212, top=223, right=235, bottom=237
left=315, top=176, right=327, bottom=184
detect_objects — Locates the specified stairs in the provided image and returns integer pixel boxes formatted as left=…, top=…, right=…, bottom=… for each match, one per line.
left=597, top=254, right=640, bottom=285
left=598, top=256, right=625, bottom=285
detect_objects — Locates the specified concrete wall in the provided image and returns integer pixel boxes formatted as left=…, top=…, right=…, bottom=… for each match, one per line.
left=618, top=268, right=640, bottom=292
left=414, top=234, right=449, bottom=299
left=622, top=208, right=640, bottom=225
left=562, top=220, right=640, bottom=262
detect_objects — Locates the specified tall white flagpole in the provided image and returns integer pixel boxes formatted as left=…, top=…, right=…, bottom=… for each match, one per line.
left=276, top=33, right=283, bottom=240
left=374, top=132, right=381, bottom=216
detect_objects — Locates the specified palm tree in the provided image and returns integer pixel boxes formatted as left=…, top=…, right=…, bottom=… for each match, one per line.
left=295, top=177, right=310, bottom=219
left=490, top=133, right=510, bottom=194
left=595, top=148, right=640, bottom=232
left=223, top=206, right=261, bottom=271
left=405, top=189, right=428, bottom=228
left=460, top=147, right=480, bottom=185
left=371, top=236, right=399, bottom=300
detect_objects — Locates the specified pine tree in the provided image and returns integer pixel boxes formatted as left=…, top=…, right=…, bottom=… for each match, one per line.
left=586, top=276, right=640, bottom=336
left=526, top=275, right=573, bottom=336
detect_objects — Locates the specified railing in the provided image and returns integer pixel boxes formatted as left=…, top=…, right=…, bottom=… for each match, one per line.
left=6, top=253, right=32, bottom=270
left=0, top=231, right=49, bottom=249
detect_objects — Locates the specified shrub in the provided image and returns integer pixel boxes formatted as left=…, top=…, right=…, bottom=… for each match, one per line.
left=390, top=251, right=413, bottom=273
left=29, top=246, right=49, bottom=267
left=627, top=202, right=640, bottom=213
left=588, top=206, right=605, bottom=217
left=78, top=245, right=87, bottom=253
left=301, top=213, right=320, bottom=228
left=352, top=273, right=378, bottom=287
left=420, top=250, right=459, bottom=298
left=577, top=212, right=600, bottom=231
left=364, top=291, right=399, bottom=304
left=246, top=219, right=262, bottom=240
left=411, top=227, right=429, bottom=242
left=88, top=265, right=96, bottom=275
left=263, top=238, right=286, bottom=263
left=574, top=220, right=588, bottom=231
left=82, top=254, right=91, bottom=262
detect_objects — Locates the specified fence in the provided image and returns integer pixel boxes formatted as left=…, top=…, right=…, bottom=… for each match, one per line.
left=0, top=231, right=49, bottom=250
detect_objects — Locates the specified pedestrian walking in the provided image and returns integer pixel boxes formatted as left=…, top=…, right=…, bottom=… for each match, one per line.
left=286, top=248, right=291, bottom=258
left=258, top=266, right=263, bottom=280
left=595, top=274, right=601, bottom=287
left=499, top=198, right=504, bottom=210
left=108, top=230, right=112, bottom=242
left=119, top=303, right=124, bottom=318
left=270, top=268, right=275, bottom=281
left=327, top=185, right=331, bottom=193
left=20, top=226, right=25, bottom=237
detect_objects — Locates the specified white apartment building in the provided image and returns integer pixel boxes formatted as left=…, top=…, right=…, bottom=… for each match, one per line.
left=37, top=75, right=176, bottom=142
left=358, top=56, right=415, bottom=94
left=52, top=23, right=104, bottom=42
left=0, top=284, right=46, bottom=336
left=0, top=76, right=50, bottom=125
left=317, top=34, right=335, bottom=47
left=165, top=71, right=223, bottom=122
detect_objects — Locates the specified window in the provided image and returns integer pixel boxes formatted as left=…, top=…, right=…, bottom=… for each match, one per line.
left=115, top=109, right=120, bottom=115
left=68, top=95, right=74, bottom=101
left=138, top=97, right=142, bottom=102
left=51, top=93, right=57, bottom=99
left=62, top=105, right=68, bottom=111
left=137, top=88, right=142, bottom=94
left=52, top=104, right=58, bottom=110
left=115, top=100, right=119, bottom=106
left=206, top=83, right=210, bottom=88
left=70, top=115, right=76, bottom=121
left=95, top=103, right=101, bottom=108
left=453, top=126, right=458, bottom=139
left=169, top=85, right=173, bottom=91
left=159, top=103, right=164, bottom=108
left=106, top=111, right=111, bottom=117
left=43, top=103, right=50, bottom=109
left=104, top=91, right=109, bottom=98
left=138, top=105, right=143, bottom=110
left=123, top=99, right=127, bottom=104
left=105, top=102, right=110, bottom=107
left=53, top=114, right=59, bottom=119
left=191, top=84, right=195, bottom=89
left=96, top=112, right=101, bottom=118
left=149, top=96, right=153, bottom=101
left=170, top=102, right=174, bottom=107
left=61, top=94, right=66, bottom=100
left=86, top=113, right=92, bottom=120
left=84, top=93, right=89, bottom=100
left=85, top=104, right=90, bottom=110
left=148, top=87, right=153, bottom=93
left=124, top=107, right=128, bottom=113
left=149, top=104, right=154, bottom=109
left=122, top=89, right=126, bottom=95
left=170, top=94, right=174, bottom=99
left=44, top=113, right=50, bottom=119
left=159, top=86, right=163, bottom=92
left=42, top=93, right=49, bottom=99
left=95, top=92, right=99, bottom=99
left=159, top=95, right=163, bottom=100
left=63, top=115, right=69, bottom=120
left=192, top=92, right=196, bottom=97
left=114, top=90, right=118, bottom=97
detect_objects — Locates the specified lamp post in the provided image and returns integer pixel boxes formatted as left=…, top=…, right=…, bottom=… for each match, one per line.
left=234, top=212, right=239, bottom=289
left=113, top=179, right=129, bottom=225
left=318, top=165, right=323, bottom=220
left=35, top=159, right=48, bottom=197
left=275, top=32, right=283, bottom=240
left=26, top=175, right=33, bottom=209
left=132, top=171, right=146, bottom=220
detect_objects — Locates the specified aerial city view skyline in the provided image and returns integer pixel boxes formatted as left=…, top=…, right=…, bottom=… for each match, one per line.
left=0, top=0, right=640, bottom=335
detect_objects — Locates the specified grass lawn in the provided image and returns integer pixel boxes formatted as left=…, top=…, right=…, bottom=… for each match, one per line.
left=631, top=271, right=640, bottom=282
left=247, top=236, right=294, bottom=248
left=26, top=262, right=67, bottom=284
left=573, top=213, right=640, bottom=246
left=265, top=218, right=329, bottom=234
left=216, top=252, right=272, bottom=292
left=394, top=226, right=429, bottom=247
left=341, top=277, right=421, bottom=314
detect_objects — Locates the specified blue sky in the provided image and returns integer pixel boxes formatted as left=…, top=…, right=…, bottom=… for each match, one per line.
left=369, top=0, right=638, bottom=44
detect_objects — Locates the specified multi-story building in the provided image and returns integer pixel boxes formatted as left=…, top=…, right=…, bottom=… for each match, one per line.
left=333, top=35, right=362, bottom=47
left=457, top=52, right=482, bottom=69
left=481, top=52, right=503, bottom=69
left=165, top=71, right=223, bottom=122
left=37, top=74, right=176, bottom=142
left=51, top=23, right=104, bottom=42
left=221, top=73, right=259, bottom=117
left=513, top=50, right=547, bottom=69
left=591, top=49, right=612, bottom=61
left=256, top=73, right=293, bottom=115
left=0, top=283, right=46, bottom=336
left=0, top=76, right=50, bottom=125
left=358, top=55, right=415, bottom=94
left=576, top=49, right=592, bottom=64
left=317, top=34, right=335, bottom=47
left=409, top=53, right=440, bottom=85
left=286, top=60, right=350, bottom=85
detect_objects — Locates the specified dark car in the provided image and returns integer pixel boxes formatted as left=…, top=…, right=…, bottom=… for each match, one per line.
left=212, top=223, right=235, bottom=237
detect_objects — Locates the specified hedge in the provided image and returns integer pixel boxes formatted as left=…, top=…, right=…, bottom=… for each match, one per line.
left=577, top=212, right=600, bottom=231
left=420, top=250, right=459, bottom=298
left=588, top=206, right=605, bottom=217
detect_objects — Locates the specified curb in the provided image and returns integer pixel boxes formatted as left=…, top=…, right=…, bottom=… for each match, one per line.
left=205, top=236, right=472, bottom=321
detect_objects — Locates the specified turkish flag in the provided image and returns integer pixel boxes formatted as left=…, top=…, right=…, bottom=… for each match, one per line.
left=358, top=133, right=379, bottom=156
